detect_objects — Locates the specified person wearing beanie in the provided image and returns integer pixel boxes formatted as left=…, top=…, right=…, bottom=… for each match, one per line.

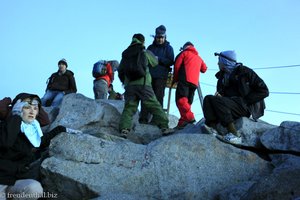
left=173, top=41, right=207, bottom=129
left=139, top=25, right=174, bottom=124
left=0, top=93, right=79, bottom=199
left=118, top=33, right=174, bottom=138
left=202, top=50, right=269, bottom=144
left=41, top=58, right=77, bottom=107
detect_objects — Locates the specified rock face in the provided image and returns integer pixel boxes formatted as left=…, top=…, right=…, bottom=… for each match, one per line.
left=40, top=93, right=300, bottom=200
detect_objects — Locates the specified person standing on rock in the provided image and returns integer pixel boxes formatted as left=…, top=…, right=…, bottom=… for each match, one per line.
left=0, top=93, right=80, bottom=199
left=139, top=25, right=174, bottom=124
left=202, top=50, right=269, bottom=144
left=173, top=41, right=207, bottom=129
left=118, top=33, right=174, bottom=138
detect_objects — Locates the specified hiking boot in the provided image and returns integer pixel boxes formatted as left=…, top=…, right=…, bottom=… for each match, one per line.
left=161, top=128, right=175, bottom=136
left=120, top=129, right=130, bottom=139
left=175, top=119, right=196, bottom=130
left=201, top=124, right=218, bottom=136
left=223, top=133, right=242, bottom=144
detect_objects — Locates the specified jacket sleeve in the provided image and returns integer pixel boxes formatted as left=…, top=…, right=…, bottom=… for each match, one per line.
left=200, top=59, right=208, bottom=73
left=0, top=97, right=12, bottom=120
left=173, top=52, right=184, bottom=82
left=118, top=59, right=125, bottom=84
left=0, top=115, right=22, bottom=148
left=146, top=50, right=158, bottom=67
left=107, top=63, right=114, bottom=83
left=158, top=45, right=174, bottom=68
left=243, top=69, right=269, bottom=105
left=40, top=125, right=66, bottom=149
left=65, top=74, right=77, bottom=94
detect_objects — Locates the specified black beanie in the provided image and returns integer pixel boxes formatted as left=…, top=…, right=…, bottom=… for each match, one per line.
left=58, top=58, right=68, bottom=68
left=132, top=33, right=145, bottom=43
left=155, top=25, right=166, bottom=37
left=183, top=41, right=194, bottom=50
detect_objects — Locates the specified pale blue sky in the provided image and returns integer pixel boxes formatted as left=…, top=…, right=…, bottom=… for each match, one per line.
left=1, top=0, right=300, bottom=125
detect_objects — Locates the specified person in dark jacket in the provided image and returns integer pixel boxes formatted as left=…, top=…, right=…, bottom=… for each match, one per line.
left=202, top=50, right=269, bottom=144
left=139, top=25, right=174, bottom=123
left=0, top=93, right=78, bottom=199
left=41, top=58, right=77, bottom=107
left=173, top=42, right=207, bottom=129
left=118, top=33, right=174, bottom=138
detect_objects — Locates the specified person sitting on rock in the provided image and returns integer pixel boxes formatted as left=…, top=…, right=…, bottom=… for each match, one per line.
left=202, top=50, right=269, bottom=144
left=41, top=58, right=77, bottom=107
left=0, top=93, right=80, bottom=199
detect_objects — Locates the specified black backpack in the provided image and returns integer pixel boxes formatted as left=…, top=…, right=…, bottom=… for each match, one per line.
left=122, top=48, right=148, bottom=81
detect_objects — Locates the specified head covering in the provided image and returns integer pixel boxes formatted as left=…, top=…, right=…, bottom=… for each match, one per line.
left=217, top=50, right=237, bottom=67
left=58, top=58, right=68, bottom=68
left=132, top=33, right=145, bottom=43
left=155, top=25, right=166, bottom=37
left=182, top=41, right=194, bottom=50
left=12, top=93, right=41, bottom=109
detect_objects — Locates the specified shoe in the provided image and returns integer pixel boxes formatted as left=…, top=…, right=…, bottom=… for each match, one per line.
left=120, top=129, right=130, bottom=139
left=66, top=128, right=83, bottom=134
left=176, top=119, right=196, bottom=130
left=201, top=124, right=218, bottom=136
left=223, top=133, right=242, bottom=144
left=161, top=128, right=175, bottom=136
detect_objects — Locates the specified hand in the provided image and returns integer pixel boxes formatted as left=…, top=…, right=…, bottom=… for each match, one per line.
left=12, top=99, right=28, bottom=116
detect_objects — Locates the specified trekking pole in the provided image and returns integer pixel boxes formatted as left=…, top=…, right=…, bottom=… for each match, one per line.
left=197, top=81, right=204, bottom=111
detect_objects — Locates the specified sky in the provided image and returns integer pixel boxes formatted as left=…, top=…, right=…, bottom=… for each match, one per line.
left=1, top=0, right=300, bottom=126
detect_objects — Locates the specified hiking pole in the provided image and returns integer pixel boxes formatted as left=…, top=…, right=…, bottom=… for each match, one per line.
left=197, top=81, right=204, bottom=111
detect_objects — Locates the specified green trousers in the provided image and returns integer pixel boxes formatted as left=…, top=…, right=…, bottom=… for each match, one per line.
left=119, top=85, right=169, bottom=131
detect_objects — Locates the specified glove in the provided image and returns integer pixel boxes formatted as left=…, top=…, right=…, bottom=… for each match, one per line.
left=12, top=99, right=28, bottom=116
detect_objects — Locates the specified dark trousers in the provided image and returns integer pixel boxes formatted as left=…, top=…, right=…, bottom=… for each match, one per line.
left=140, top=78, right=167, bottom=122
left=203, top=95, right=250, bottom=127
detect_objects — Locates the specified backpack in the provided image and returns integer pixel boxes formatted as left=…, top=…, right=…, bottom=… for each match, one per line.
left=123, top=49, right=148, bottom=81
left=92, top=60, right=108, bottom=78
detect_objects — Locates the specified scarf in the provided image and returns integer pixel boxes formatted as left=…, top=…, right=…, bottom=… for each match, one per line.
left=21, top=119, right=43, bottom=147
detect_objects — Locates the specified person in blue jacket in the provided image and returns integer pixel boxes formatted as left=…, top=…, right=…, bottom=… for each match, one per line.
left=139, top=25, right=174, bottom=123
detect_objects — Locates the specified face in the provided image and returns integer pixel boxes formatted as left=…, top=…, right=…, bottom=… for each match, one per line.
left=58, top=63, right=67, bottom=72
left=21, top=98, right=39, bottom=124
left=155, top=35, right=165, bottom=45
left=218, top=61, right=226, bottom=71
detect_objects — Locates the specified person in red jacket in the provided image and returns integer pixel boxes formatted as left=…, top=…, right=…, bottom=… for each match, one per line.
left=173, top=42, right=207, bottom=129
left=93, top=61, right=114, bottom=99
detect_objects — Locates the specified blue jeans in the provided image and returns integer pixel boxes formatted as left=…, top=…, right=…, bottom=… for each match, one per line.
left=41, top=90, right=64, bottom=107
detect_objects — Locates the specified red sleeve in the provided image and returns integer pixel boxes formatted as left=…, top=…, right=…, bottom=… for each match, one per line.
left=200, top=59, right=208, bottom=73
left=174, top=52, right=184, bottom=82
left=107, top=63, right=114, bottom=83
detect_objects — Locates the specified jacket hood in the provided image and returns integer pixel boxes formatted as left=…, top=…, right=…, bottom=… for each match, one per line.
left=12, top=93, right=41, bottom=108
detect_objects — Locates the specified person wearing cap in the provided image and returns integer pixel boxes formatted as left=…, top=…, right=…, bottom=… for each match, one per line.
left=139, top=25, right=174, bottom=123
left=173, top=42, right=207, bottom=129
left=0, top=93, right=79, bottom=199
left=41, top=58, right=77, bottom=107
left=118, top=33, right=174, bottom=138
left=202, top=50, right=269, bottom=144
